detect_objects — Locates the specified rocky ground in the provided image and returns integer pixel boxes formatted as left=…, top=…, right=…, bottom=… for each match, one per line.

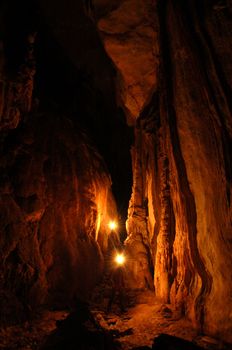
left=0, top=288, right=229, bottom=350
left=91, top=289, right=228, bottom=350
left=0, top=310, right=68, bottom=349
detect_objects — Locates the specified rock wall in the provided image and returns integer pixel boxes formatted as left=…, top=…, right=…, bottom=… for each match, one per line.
left=0, top=112, right=118, bottom=324
left=0, top=0, right=120, bottom=325
left=97, top=0, right=232, bottom=343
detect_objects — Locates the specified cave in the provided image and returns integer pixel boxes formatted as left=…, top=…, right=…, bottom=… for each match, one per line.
left=0, top=0, right=232, bottom=349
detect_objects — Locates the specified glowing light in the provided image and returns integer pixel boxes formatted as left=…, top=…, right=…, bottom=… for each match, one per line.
left=108, top=220, right=117, bottom=231
left=115, top=253, right=125, bottom=265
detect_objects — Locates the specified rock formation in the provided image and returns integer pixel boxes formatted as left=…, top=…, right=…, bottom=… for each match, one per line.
left=97, top=0, right=159, bottom=123
left=0, top=13, right=119, bottom=322
left=0, top=0, right=121, bottom=326
left=97, top=0, right=232, bottom=343
left=0, top=110, right=118, bottom=324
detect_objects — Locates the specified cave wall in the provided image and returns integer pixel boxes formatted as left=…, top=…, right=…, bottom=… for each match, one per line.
left=97, top=0, right=232, bottom=342
left=0, top=1, right=119, bottom=324
left=0, top=32, right=36, bottom=130
left=161, top=1, right=232, bottom=340
left=0, top=111, right=118, bottom=322
left=36, top=0, right=133, bottom=224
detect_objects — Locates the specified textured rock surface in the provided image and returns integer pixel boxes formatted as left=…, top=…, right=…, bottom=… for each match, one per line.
left=0, top=112, right=118, bottom=323
left=162, top=2, right=232, bottom=341
left=98, top=0, right=232, bottom=343
left=97, top=0, right=159, bottom=123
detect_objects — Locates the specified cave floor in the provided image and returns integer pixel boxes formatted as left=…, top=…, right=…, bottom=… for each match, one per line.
left=92, top=289, right=198, bottom=349
left=0, top=290, right=226, bottom=350
left=0, top=310, right=69, bottom=349
left=90, top=289, right=224, bottom=350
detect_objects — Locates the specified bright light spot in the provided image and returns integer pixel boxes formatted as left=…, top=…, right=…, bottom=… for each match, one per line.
left=108, top=220, right=117, bottom=231
left=115, top=253, right=125, bottom=265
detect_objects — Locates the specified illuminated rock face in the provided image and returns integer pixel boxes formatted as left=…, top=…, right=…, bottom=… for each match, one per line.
left=99, top=0, right=232, bottom=343
left=97, top=0, right=159, bottom=123
left=0, top=113, right=117, bottom=322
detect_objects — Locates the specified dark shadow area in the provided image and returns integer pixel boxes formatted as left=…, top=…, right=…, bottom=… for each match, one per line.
left=152, top=334, right=204, bottom=350
left=40, top=299, right=121, bottom=350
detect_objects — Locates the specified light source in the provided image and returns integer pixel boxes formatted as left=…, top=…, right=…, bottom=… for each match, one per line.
left=108, top=220, right=117, bottom=231
left=115, top=253, right=125, bottom=265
